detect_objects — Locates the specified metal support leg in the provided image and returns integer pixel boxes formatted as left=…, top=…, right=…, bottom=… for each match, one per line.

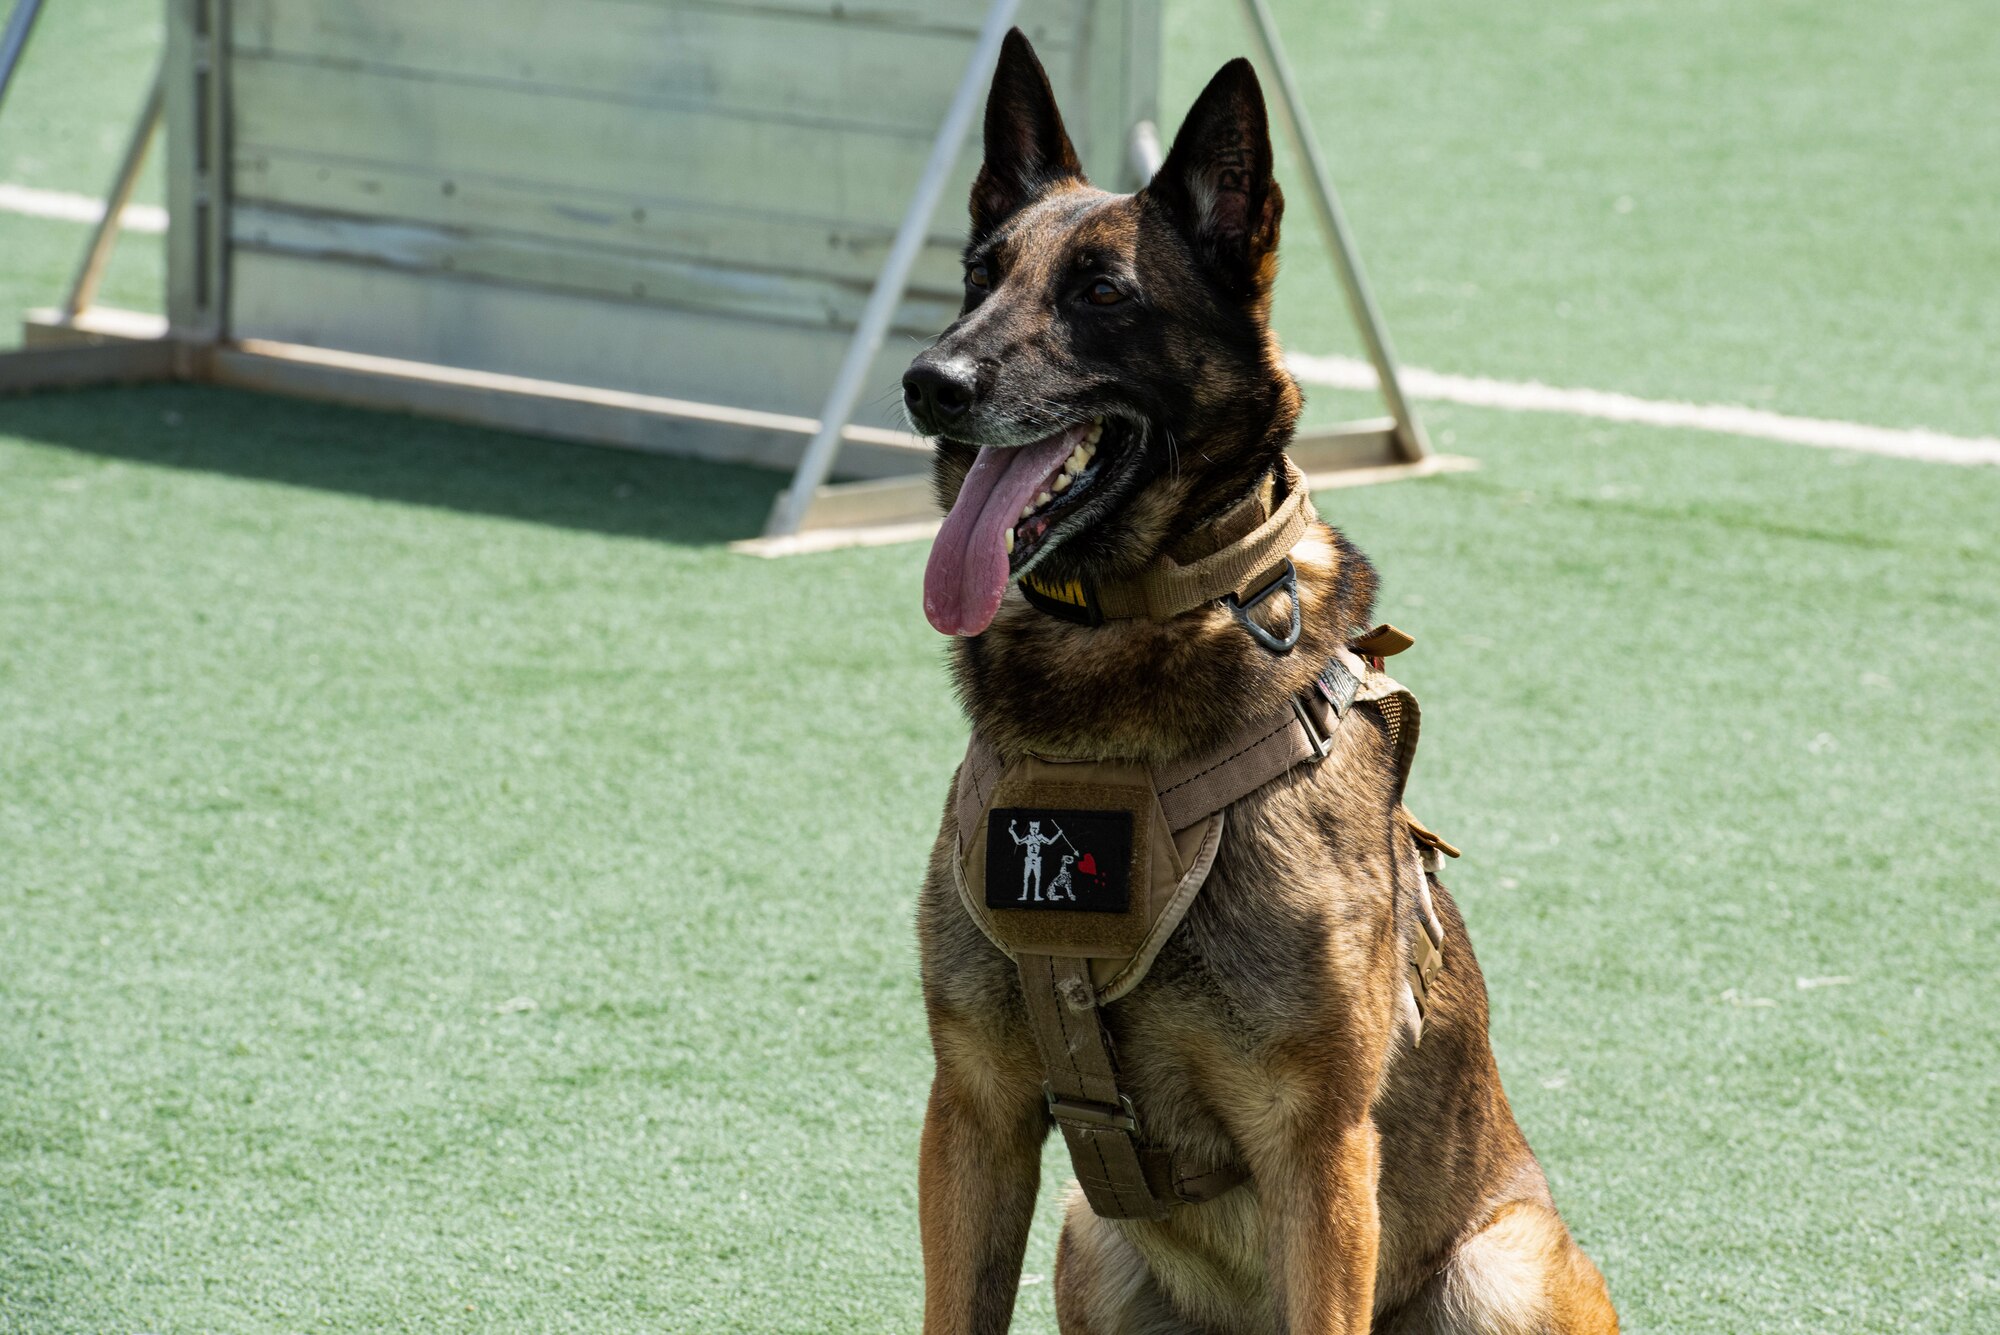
left=1239, top=0, right=1430, bottom=461
left=766, top=0, right=1022, bottom=538
left=1128, top=120, right=1163, bottom=186
left=0, top=0, right=48, bottom=117
left=64, top=61, right=166, bottom=322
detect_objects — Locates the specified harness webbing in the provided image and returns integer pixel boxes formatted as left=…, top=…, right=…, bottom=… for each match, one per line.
left=1018, top=952, right=1248, bottom=1221
left=955, top=647, right=1454, bottom=1221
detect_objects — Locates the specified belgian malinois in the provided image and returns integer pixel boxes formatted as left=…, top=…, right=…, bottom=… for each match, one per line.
left=905, top=31, right=1617, bottom=1334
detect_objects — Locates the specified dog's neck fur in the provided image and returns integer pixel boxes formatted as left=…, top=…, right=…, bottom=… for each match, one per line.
left=950, top=453, right=1380, bottom=767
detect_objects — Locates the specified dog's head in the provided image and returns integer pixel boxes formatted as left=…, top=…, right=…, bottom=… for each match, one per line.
left=909, top=30, right=1299, bottom=637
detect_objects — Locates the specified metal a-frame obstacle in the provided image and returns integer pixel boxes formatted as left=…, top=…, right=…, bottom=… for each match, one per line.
left=0, top=0, right=1466, bottom=551
left=753, top=0, right=1471, bottom=554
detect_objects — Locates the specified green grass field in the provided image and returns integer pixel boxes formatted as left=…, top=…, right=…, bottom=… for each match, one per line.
left=2, top=2, right=1996, bottom=1332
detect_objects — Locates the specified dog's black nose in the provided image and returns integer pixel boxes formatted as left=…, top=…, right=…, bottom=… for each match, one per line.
left=903, top=360, right=975, bottom=427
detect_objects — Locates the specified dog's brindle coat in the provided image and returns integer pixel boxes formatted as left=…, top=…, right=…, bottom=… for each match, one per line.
left=908, top=32, right=1616, bottom=1335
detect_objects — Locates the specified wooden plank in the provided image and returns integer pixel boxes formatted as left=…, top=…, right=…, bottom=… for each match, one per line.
left=1298, top=453, right=1480, bottom=492
left=227, top=250, right=926, bottom=424
left=227, top=10, right=1147, bottom=244
left=732, top=516, right=942, bottom=558
left=785, top=474, right=937, bottom=530
left=233, top=152, right=972, bottom=297
left=232, top=203, right=962, bottom=335
left=23, top=306, right=173, bottom=346
left=0, top=341, right=192, bottom=394
left=653, top=0, right=990, bottom=27
left=210, top=337, right=935, bottom=480
left=1287, top=418, right=1402, bottom=474
left=229, top=57, right=996, bottom=237
left=657, top=0, right=1089, bottom=34
left=231, top=0, right=1079, bottom=140
left=462, top=0, right=1083, bottom=36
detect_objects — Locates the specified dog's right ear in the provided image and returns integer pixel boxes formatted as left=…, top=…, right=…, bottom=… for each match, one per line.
left=970, top=29, right=1083, bottom=239
left=1145, top=58, right=1281, bottom=294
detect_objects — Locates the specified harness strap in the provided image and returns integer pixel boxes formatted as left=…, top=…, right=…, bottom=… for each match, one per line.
left=1152, top=646, right=1368, bottom=832
left=1406, top=825, right=1449, bottom=1042
left=954, top=732, right=1006, bottom=845
left=958, top=647, right=1381, bottom=842
left=954, top=631, right=1450, bottom=1211
left=1016, top=952, right=1248, bottom=1220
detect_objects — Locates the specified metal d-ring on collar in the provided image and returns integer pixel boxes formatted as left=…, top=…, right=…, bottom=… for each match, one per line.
left=1222, top=558, right=1301, bottom=654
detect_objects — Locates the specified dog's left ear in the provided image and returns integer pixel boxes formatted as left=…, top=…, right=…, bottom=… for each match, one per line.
left=970, top=29, right=1084, bottom=239
left=1146, top=58, right=1282, bottom=291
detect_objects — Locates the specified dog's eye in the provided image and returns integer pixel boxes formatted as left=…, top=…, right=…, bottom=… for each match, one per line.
left=1085, top=280, right=1124, bottom=306
left=966, top=262, right=991, bottom=290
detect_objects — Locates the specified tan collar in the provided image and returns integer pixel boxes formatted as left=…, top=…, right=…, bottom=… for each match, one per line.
left=1019, top=459, right=1318, bottom=627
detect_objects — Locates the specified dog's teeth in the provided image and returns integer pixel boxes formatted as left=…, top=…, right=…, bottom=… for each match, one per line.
left=1085, top=420, right=1104, bottom=445
left=1053, top=473, right=1071, bottom=492
left=1036, top=490, right=1052, bottom=507
left=1004, top=528, right=1015, bottom=553
left=1065, top=449, right=1085, bottom=475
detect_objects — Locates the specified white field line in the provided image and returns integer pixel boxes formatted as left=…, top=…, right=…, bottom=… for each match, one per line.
left=1289, top=352, right=2000, bottom=467
left=0, top=183, right=167, bottom=233
left=3, top=182, right=1989, bottom=466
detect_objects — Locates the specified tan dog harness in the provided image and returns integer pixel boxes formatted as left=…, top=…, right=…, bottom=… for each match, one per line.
left=954, top=584, right=1457, bottom=1219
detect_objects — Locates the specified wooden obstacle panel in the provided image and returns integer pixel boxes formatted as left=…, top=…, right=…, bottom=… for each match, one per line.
left=219, top=0, right=1159, bottom=425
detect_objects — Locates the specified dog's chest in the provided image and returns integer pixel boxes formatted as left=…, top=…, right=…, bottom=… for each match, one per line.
left=923, top=661, right=1417, bottom=1227
left=1090, top=834, right=1375, bottom=1113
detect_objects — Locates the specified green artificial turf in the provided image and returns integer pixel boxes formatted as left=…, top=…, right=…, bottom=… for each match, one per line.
left=0, top=0, right=162, bottom=200
left=0, top=212, right=163, bottom=344
left=2, top=386, right=1995, bottom=1333
left=1167, top=0, right=2000, bottom=440
left=3, top=0, right=1998, bottom=1332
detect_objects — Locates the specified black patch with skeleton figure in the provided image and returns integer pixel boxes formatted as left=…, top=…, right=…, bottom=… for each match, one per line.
left=985, top=807, right=1133, bottom=912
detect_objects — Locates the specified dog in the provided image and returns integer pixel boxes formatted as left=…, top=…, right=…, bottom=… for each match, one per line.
left=905, top=30, right=1617, bottom=1335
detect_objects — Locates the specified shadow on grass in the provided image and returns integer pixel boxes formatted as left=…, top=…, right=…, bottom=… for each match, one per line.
left=0, top=382, right=781, bottom=546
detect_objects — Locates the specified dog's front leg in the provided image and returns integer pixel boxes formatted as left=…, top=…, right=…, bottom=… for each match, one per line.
left=918, top=1047, right=1044, bottom=1335
left=1260, top=1116, right=1382, bottom=1334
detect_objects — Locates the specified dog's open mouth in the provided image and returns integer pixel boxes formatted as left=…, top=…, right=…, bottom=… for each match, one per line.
left=923, top=417, right=1133, bottom=636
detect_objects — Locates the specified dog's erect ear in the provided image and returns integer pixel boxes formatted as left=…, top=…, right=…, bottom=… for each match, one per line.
left=970, top=29, right=1084, bottom=238
left=1146, top=58, right=1282, bottom=290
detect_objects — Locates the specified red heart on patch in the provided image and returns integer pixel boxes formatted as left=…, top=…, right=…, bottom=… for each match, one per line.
left=1077, top=853, right=1097, bottom=875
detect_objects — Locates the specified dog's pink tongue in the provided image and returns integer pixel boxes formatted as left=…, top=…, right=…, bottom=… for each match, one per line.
left=923, top=430, right=1081, bottom=636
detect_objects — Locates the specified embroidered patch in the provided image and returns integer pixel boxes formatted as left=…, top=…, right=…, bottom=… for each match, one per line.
left=985, top=808, right=1132, bottom=912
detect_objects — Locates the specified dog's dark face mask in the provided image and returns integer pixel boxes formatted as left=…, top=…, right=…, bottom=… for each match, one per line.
left=906, top=31, right=1297, bottom=637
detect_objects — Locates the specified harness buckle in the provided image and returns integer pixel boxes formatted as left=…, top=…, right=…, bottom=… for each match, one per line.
left=1045, top=1084, right=1142, bottom=1136
left=1292, top=697, right=1337, bottom=763
left=1222, top=558, right=1302, bottom=654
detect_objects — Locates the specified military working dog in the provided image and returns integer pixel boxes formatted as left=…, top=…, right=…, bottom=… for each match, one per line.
left=906, top=31, right=1616, bottom=1335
